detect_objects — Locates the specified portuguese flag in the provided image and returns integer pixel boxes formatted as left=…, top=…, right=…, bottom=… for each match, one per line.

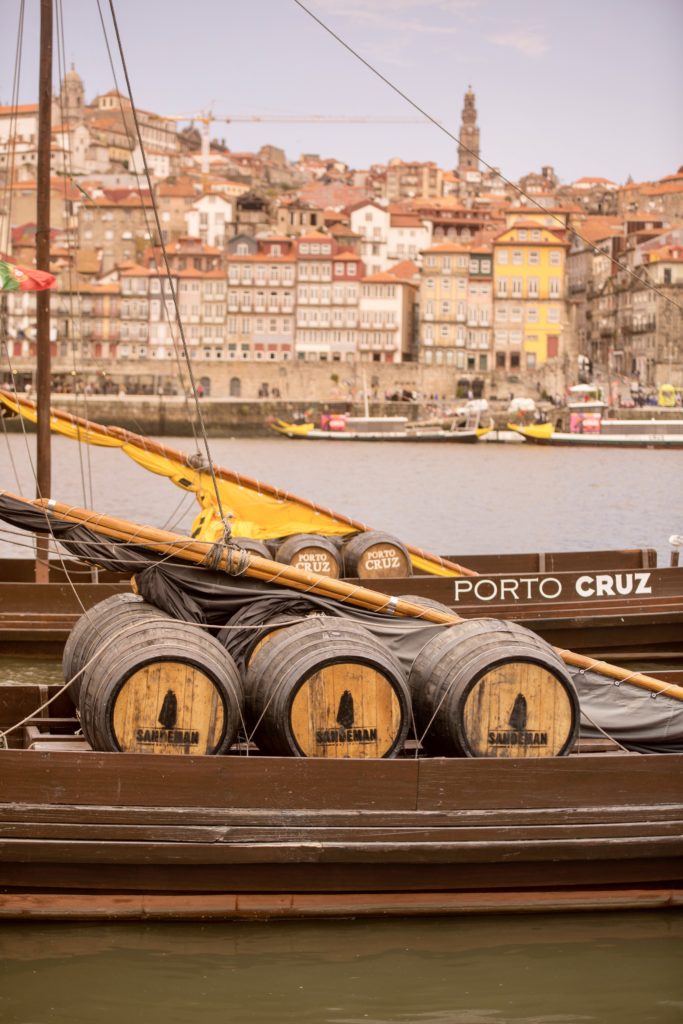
left=0, top=260, right=56, bottom=292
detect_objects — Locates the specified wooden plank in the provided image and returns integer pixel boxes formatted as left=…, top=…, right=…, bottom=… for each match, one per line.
left=0, top=886, right=679, bottom=920
left=2, top=801, right=680, bottom=829
left=1, top=856, right=681, bottom=895
left=2, top=832, right=681, bottom=865
left=416, top=754, right=683, bottom=810
left=3, top=854, right=680, bottom=894
left=1, top=819, right=680, bottom=846
left=0, top=750, right=421, bottom=811
left=2, top=750, right=683, bottom=813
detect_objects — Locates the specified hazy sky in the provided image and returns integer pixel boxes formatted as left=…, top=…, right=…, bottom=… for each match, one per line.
left=3, top=0, right=682, bottom=185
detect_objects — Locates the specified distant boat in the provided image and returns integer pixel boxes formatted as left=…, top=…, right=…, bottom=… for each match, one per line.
left=509, top=419, right=683, bottom=449
left=271, top=412, right=491, bottom=443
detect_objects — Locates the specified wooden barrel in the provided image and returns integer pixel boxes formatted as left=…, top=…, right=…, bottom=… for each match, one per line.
left=78, top=618, right=244, bottom=755
left=231, top=537, right=272, bottom=559
left=221, top=598, right=308, bottom=668
left=343, top=531, right=412, bottom=579
left=245, top=617, right=410, bottom=758
left=399, top=593, right=454, bottom=615
left=409, top=618, right=580, bottom=758
left=275, top=534, right=341, bottom=578
left=62, top=594, right=170, bottom=704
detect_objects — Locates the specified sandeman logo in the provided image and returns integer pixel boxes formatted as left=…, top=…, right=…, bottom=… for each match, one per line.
left=315, top=689, right=378, bottom=745
left=487, top=691, right=548, bottom=747
left=134, top=688, right=200, bottom=745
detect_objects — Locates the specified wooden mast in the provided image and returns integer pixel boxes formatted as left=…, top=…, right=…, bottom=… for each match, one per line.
left=34, top=0, right=53, bottom=583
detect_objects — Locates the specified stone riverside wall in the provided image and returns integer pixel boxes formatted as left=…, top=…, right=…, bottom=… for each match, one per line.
left=73, top=358, right=476, bottom=403
left=5, top=395, right=446, bottom=437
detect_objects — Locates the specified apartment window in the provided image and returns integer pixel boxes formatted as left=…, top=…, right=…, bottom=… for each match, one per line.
left=481, top=260, right=491, bottom=274
left=495, top=306, right=507, bottom=322
left=440, top=324, right=449, bottom=338
left=425, top=255, right=436, bottom=268
left=527, top=307, right=538, bottom=323
left=528, top=251, right=540, bottom=265
left=496, top=280, right=507, bottom=297
left=497, top=250, right=508, bottom=265
left=548, top=306, right=560, bottom=323
left=510, top=352, right=520, bottom=368
left=441, top=277, right=450, bottom=292
left=442, top=256, right=451, bottom=271
left=511, top=279, right=522, bottom=297
left=441, top=301, right=450, bottom=316
left=512, top=250, right=523, bottom=265
left=469, top=260, right=478, bottom=273
left=531, top=230, right=541, bottom=241
left=479, top=354, right=488, bottom=371
left=549, top=278, right=561, bottom=297
left=550, top=251, right=561, bottom=265
left=526, top=352, right=537, bottom=369
left=528, top=278, right=539, bottom=298
left=496, top=352, right=506, bottom=368
left=518, top=229, right=527, bottom=240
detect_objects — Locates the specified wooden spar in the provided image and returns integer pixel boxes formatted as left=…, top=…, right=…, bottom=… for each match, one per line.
left=14, top=491, right=683, bottom=704
left=0, top=389, right=476, bottom=578
left=34, top=0, right=53, bottom=585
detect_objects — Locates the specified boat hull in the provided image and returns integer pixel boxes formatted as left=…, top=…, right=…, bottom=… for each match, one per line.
left=272, top=426, right=486, bottom=442
left=1, top=749, right=681, bottom=920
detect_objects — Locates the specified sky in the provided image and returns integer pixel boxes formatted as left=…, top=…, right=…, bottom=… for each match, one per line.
left=2, top=0, right=682, bottom=186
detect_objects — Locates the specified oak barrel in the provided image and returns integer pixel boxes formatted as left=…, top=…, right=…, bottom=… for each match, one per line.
left=275, top=534, right=341, bottom=578
left=245, top=617, right=411, bottom=758
left=399, top=593, right=454, bottom=615
left=409, top=618, right=580, bottom=758
left=221, top=598, right=309, bottom=668
left=343, top=531, right=412, bottom=578
left=78, top=617, right=244, bottom=755
left=231, top=537, right=272, bottom=559
left=62, top=594, right=170, bottom=704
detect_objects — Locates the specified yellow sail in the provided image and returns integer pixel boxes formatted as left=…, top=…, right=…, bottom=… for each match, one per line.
left=0, top=389, right=469, bottom=576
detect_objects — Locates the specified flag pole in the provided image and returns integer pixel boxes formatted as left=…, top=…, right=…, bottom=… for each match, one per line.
left=35, top=0, right=53, bottom=583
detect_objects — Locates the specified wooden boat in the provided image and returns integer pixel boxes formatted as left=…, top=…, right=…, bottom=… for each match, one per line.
left=1, top=6, right=681, bottom=924
left=0, top=495, right=681, bottom=920
left=271, top=414, right=491, bottom=442
left=510, top=420, right=683, bottom=449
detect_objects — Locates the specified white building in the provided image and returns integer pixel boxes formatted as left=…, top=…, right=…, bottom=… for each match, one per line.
left=185, top=193, right=234, bottom=248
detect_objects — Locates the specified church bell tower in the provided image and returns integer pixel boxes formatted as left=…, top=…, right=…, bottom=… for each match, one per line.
left=457, top=87, right=480, bottom=176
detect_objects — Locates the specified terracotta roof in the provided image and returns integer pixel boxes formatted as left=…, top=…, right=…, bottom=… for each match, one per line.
left=0, top=103, right=38, bottom=115
left=387, top=259, right=420, bottom=280
left=390, top=214, right=423, bottom=227
left=362, top=271, right=404, bottom=283
left=157, top=181, right=197, bottom=198
left=573, top=176, right=618, bottom=186
left=119, top=264, right=153, bottom=277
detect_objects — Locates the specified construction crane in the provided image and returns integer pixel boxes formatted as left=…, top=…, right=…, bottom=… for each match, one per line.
left=162, top=113, right=426, bottom=175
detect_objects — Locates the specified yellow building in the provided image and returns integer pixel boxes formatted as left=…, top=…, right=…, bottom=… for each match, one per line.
left=493, top=221, right=569, bottom=371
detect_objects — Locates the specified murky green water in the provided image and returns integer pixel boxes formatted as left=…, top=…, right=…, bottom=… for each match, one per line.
left=1, top=915, right=682, bottom=1024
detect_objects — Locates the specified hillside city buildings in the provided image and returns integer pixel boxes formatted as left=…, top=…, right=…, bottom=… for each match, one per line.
left=1, top=68, right=681, bottom=399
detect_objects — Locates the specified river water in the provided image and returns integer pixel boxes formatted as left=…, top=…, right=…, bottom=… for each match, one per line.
left=1, top=434, right=682, bottom=560
left=1, top=434, right=682, bottom=1022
